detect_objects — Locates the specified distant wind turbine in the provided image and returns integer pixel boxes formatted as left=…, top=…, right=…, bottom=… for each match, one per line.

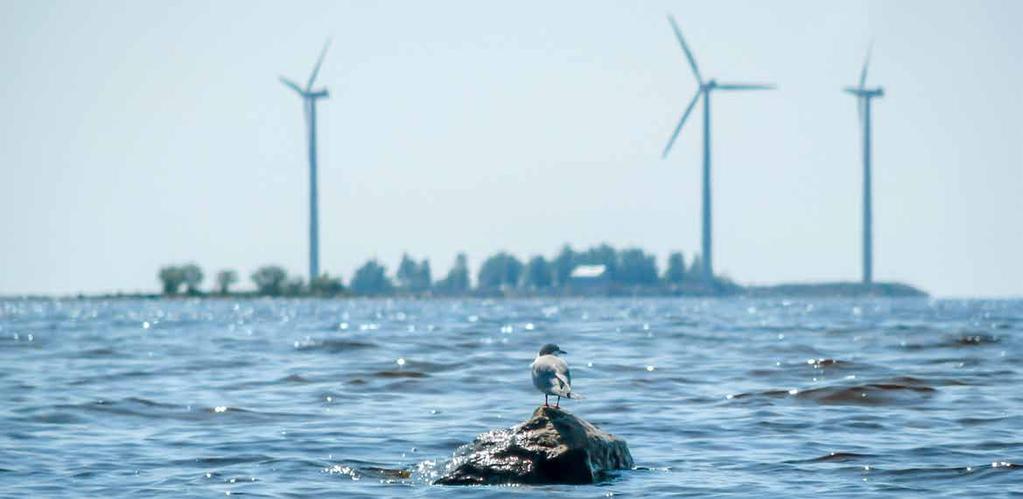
left=661, top=15, right=775, bottom=282
left=844, top=47, right=883, bottom=285
left=280, top=40, right=330, bottom=283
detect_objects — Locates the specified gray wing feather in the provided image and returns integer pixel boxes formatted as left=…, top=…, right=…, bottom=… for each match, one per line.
left=554, top=372, right=571, bottom=393
left=533, top=355, right=573, bottom=396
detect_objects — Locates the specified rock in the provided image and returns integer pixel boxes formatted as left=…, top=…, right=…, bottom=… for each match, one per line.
left=434, top=406, right=634, bottom=485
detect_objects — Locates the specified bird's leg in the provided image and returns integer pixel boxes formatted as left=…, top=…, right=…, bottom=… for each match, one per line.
left=555, top=396, right=561, bottom=409
left=544, top=394, right=549, bottom=407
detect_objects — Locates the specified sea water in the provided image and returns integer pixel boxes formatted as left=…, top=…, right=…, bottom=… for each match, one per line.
left=1, top=298, right=1020, bottom=496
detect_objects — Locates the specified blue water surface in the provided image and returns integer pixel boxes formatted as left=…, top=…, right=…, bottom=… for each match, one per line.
left=1, top=298, right=1020, bottom=497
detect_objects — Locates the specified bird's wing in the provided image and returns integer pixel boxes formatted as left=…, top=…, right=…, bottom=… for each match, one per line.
left=552, top=357, right=570, bottom=381
left=554, top=372, right=571, bottom=392
left=550, top=357, right=572, bottom=395
left=545, top=373, right=570, bottom=396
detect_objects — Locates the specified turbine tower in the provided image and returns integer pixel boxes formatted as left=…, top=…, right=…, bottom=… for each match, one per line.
left=661, top=15, right=775, bottom=282
left=844, top=47, right=883, bottom=285
left=280, top=40, right=330, bottom=283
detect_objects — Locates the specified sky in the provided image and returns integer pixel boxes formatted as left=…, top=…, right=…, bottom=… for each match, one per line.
left=1, top=0, right=1021, bottom=298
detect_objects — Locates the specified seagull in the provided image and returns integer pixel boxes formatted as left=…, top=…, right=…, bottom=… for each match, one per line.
left=531, top=343, right=583, bottom=408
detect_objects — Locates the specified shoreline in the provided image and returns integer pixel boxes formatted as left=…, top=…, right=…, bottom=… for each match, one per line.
left=1, top=281, right=928, bottom=300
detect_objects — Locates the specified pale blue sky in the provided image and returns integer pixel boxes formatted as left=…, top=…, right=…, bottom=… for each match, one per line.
left=1, top=0, right=1020, bottom=297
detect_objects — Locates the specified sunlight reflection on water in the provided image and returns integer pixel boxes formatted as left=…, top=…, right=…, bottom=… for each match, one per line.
left=0, top=297, right=1021, bottom=496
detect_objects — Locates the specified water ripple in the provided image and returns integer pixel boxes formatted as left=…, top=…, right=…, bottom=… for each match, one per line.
left=1, top=297, right=1020, bottom=497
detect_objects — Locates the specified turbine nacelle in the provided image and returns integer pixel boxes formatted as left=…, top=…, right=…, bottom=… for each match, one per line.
left=307, top=89, right=330, bottom=99
left=844, top=87, right=884, bottom=98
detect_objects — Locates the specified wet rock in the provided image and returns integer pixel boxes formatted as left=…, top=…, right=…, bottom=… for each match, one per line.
left=434, top=406, right=633, bottom=485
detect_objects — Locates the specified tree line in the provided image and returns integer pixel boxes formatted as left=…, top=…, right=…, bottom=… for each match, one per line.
left=156, top=244, right=735, bottom=298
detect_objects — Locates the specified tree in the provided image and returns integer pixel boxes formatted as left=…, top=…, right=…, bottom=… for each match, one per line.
left=251, top=265, right=288, bottom=296
left=553, top=245, right=576, bottom=287
left=310, top=273, right=345, bottom=297
left=180, top=263, right=204, bottom=295
left=396, top=253, right=418, bottom=290
left=417, top=259, right=432, bottom=292
left=284, top=277, right=306, bottom=296
left=524, top=255, right=553, bottom=290
left=350, top=259, right=393, bottom=296
left=396, top=254, right=431, bottom=293
left=688, top=254, right=706, bottom=282
left=216, top=269, right=239, bottom=295
left=436, top=253, right=469, bottom=294
left=664, top=252, right=686, bottom=287
left=158, top=265, right=185, bottom=295
left=616, top=248, right=659, bottom=286
left=477, top=252, right=523, bottom=291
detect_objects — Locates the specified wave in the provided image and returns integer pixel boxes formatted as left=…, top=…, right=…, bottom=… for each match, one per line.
left=865, top=461, right=1020, bottom=481
left=791, top=452, right=875, bottom=463
left=322, top=461, right=416, bottom=483
left=901, top=333, right=1001, bottom=350
left=373, top=370, right=428, bottom=379
left=293, top=337, right=378, bottom=352
left=46, top=397, right=313, bottom=422
left=729, top=376, right=937, bottom=406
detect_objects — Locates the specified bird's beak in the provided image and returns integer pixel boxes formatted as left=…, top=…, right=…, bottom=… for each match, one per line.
left=557, top=349, right=568, bottom=355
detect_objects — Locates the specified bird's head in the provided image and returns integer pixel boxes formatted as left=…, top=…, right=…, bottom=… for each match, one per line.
left=538, top=343, right=567, bottom=356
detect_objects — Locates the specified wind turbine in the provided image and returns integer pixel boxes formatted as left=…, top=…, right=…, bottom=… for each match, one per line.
left=280, top=40, right=330, bottom=283
left=844, top=47, right=883, bottom=285
left=661, top=15, right=775, bottom=282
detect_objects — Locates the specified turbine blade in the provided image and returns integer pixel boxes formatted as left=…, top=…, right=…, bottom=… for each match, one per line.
left=666, top=14, right=702, bottom=84
left=843, top=86, right=866, bottom=95
left=662, top=90, right=703, bottom=158
left=858, top=43, right=872, bottom=89
left=715, top=83, right=776, bottom=91
left=306, top=38, right=332, bottom=90
left=280, top=76, right=304, bottom=95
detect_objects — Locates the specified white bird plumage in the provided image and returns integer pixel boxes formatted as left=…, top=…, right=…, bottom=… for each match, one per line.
left=531, top=343, right=582, bottom=408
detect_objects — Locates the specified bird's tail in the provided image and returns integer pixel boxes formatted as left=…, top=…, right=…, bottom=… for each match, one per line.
left=567, top=392, right=585, bottom=400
